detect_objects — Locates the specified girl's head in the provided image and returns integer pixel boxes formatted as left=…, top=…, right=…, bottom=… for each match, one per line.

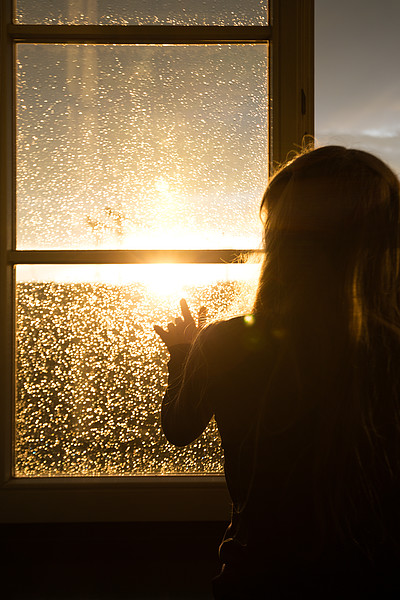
left=261, top=145, right=399, bottom=240
left=255, top=145, right=400, bottom=331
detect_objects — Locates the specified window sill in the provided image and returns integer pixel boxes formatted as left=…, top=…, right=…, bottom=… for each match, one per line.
left=0, top=475, right=231, bottom=523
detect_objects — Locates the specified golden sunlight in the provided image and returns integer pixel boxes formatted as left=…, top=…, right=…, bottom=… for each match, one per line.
left=17, top=262, right=261, bottom=291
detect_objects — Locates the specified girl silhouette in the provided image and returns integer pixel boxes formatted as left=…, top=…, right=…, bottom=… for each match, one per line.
left=154, top=146, right=400, bottom=598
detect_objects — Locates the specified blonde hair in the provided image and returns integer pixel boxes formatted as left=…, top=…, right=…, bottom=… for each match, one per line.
left=253, top=146, right=400, bottom=554
left=256, top=146, right=400, bottom=330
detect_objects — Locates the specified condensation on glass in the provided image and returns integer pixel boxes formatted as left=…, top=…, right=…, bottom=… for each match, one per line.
left=16, top=43, right=268, bottom=250
left=14, top=0, right=269, bottom=26
left=15, top=263, right=260, bottom=476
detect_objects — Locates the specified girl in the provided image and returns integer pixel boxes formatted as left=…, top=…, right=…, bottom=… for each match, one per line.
left=154, top=146, right=400, bottom=598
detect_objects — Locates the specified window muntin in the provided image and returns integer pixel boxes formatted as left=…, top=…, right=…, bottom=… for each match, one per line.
left=14, top=0, right=269, bottom=26
left=16, top=263, right=259, bottom=476
left=17, top=43, right=268, bottom=250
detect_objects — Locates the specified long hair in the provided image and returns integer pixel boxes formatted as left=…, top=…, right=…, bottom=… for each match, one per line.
left=253, top=146, right=400, bottom=554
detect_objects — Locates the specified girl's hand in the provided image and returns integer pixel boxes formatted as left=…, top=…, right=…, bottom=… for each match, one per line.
left=154, top=298, right=207, bottom=349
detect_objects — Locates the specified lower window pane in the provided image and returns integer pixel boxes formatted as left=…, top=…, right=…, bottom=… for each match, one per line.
left=15, top=262, right=259, bottom=476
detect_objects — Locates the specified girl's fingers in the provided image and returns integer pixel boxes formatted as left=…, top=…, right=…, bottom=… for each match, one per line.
left=180, top=298, right=195, bottom=323
left=153, top=324, right=169, bottom=344
left=154, top=300, right=206, bottom=347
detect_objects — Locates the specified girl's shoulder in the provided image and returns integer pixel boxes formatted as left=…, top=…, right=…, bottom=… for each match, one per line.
left=198, top=314, right=275, bottom=358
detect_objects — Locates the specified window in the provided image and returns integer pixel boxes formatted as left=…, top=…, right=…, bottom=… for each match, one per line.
left=0, top=0, right=314, bottom=522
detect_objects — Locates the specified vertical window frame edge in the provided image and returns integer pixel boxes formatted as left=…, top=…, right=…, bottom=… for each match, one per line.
left=270, top=0, right=314, bottom=171
left=0, top=0, right=15, bottom=493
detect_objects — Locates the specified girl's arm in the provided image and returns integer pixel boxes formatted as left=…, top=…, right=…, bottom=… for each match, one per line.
left=154, top=299, right=213, bottom=447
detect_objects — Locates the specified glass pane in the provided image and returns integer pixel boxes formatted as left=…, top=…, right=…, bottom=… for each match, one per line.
left=17, top=44, right=268, bottom=250
left=14, top=0, right=268, bottom=25
left=15, top=262, right=260, bottom=476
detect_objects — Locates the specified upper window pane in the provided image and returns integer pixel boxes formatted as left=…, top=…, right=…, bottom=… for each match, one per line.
left=14, top=0, right=269, bottom=25
left=17, top=43, right=268, bottom=250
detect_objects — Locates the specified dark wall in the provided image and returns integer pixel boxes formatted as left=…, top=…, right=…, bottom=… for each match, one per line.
left=3, top=521, right=228, bottom=600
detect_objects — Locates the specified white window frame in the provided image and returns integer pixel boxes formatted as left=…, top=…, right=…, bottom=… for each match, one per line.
left=0, top=0, right=314, bottom=523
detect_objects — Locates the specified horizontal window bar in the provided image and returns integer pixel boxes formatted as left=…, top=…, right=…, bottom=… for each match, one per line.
left=9, top=249, right=261, bottom=264
left=8, top=24, right=272, bottom=44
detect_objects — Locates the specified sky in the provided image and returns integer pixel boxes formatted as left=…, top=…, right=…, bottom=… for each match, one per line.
left=315, top=0, right=400, bottom=177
